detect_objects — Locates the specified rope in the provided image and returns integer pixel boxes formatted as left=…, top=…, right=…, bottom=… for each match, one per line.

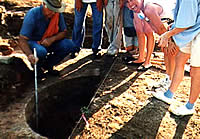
left=68, top=56, right=118, bottom=139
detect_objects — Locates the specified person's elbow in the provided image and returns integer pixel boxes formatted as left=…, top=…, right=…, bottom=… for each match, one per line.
left=19, top=35, right=29, bottom=46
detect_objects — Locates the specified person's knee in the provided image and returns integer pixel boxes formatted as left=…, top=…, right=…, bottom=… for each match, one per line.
left=36, top=47, right=47, bottom=58
left=60, top=39, right=77, bottom=52
left=145, top=31, right=153, bottom=37
left=175, top=57, right=184, bottom=68
left=74, top=15, right=84, bottom=27
left=136, top=29, right=145, bottom=37
left=175, top=52, right=189, bottom=66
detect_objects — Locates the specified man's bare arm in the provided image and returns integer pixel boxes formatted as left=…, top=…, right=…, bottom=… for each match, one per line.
left=40, top=30, right=67, bottom=47
left=19, top=35, right=38, bottom=64
left=19, top=35, right=32, bottom=56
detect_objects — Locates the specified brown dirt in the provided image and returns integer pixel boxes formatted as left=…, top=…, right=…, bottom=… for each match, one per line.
left=0, top=0, right=200, bottom=139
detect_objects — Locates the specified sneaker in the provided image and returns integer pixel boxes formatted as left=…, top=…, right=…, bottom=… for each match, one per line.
left=107, top=47, right=119, bottom=56
left=155, top=87, right=168, bottom=93
left=48, top=69, right=60, bottom=76
left=152, top=91, right=173, bottom=104
left=154, top=76, right=170, bottom=87
left=170, top=105, right=194, bottom=116
left=153, top=76, right=171, bottom=91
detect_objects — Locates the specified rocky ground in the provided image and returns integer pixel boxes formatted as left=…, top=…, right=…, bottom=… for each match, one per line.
left=0, top=0, right=200, bottom=139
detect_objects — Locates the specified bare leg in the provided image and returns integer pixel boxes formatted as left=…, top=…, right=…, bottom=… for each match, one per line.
left=189, top=67, right=200, bottom=103
left=164, top=51, right=170, bottom=75
left=133, top=32, right=146, bottom=63
left=132, top=14, right=146, bottom=63
left=169, top=51, right=190, bottom=93
left=144, top=21, right=155, bottom=66
left=168, top=54, right=176, bottom=80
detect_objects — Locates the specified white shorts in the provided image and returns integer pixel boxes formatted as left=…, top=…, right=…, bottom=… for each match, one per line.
left=179, top=33, right=200, bottom=67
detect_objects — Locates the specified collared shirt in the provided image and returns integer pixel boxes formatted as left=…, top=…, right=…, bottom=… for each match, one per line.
left=82, top=0, right=96, bottom=3
left=20, top=5, right=66, bottom=41
left=172, top=0, right=200, bottom=48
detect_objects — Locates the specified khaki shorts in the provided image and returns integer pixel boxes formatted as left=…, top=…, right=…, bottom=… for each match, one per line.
left=179, top=33, right=200, bottom=67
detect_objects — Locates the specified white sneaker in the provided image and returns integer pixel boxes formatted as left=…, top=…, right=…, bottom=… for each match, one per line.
left=152, top=91, right=173, bottom=104
left=155, top=87, right=167, bottom=93
left=154, top=76, right=171, bottom=88
left=171, top=105, right=194, bottom=116
left=107, top=46, right=119, bottom=56
left=154, top=76, right=171, bottom=91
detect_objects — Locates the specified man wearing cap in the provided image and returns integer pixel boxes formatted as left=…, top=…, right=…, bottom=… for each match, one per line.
left=72, top=0, right=103, bottom=59
left=19, top=0, right=77, bottom=78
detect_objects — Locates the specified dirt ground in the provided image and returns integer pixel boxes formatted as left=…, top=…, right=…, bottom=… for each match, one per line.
left=0, top=0, right=200, bottom=139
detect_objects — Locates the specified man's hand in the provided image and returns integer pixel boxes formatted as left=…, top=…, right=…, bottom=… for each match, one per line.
left=40, top=37, right=54, bottom=47
left=158, top=32, right=169, bottom=48
left=167, top=39, right=179, bottom=56
left=119, top=0, right=124, bottom=9
left=97, top=0, right=103, bottom=12
left=76, top=0, right=83, bottom=12
left=28, top=54, right=39, bottom=65
left=158, top=32, right=170, bottom=54
left=104, top=0, right=108, bottom=6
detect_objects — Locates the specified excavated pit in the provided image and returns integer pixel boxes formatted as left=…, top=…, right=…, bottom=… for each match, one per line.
left=25, top=76, right=100, bottom=139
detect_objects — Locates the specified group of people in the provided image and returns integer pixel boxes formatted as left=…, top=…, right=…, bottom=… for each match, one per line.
left=18, top=0, right=200, bottom=117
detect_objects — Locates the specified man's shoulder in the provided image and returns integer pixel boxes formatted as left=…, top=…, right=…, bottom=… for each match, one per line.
left=24, top=6, right=43, bottom=22
left=26, top=6, right=42, bottom=17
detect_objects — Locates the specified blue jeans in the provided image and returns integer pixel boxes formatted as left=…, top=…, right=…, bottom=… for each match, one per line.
left=72, top=2, right=103, bottom=53
left=123, top=6, right=136, bottom=37
left=28, top=39, right=75, bottom=69
left=123, top=5, right=138, bottom=47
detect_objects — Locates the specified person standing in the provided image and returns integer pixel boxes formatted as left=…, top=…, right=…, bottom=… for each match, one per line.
left=123, top=2, right=138, bottom=55
left=72, top=0, right=103, bottom=59
left=153, top=0, right=200, bottom=116
left=104, top=0, right=124, bottom=56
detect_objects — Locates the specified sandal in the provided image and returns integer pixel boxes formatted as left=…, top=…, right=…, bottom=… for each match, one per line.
left=137, top=64, right=152, bottom=71
left=126, top=61, right=144, bottom=66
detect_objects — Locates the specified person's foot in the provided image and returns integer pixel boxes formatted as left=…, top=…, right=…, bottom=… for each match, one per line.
left=107, top=47, right=119, bottom=56
left=133, top=59, right=145, bottom=64
left=137, top=64, right=152, bottom=71
left=92, top=53, right=102, bottom=60
left=153, top=76, right=171, bottom=92
left=126, top=60, right=144, bottom=66
left=170, top=105, right=194, bottom=116
left=48, top=69, right=60, bottom=76
left=37, top=68, right=46, bottom=80
left=152, top=90, right=174, bottom=104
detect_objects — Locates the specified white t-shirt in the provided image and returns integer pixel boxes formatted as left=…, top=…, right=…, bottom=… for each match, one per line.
left=82, top=0, right=96, bottom=3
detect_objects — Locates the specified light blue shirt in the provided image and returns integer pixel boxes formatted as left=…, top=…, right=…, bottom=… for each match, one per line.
left=172, top=0, right=200, bottom=48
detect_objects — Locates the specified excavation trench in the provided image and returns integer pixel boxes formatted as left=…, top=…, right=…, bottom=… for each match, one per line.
left=25, top=76, right=100, bottom=139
